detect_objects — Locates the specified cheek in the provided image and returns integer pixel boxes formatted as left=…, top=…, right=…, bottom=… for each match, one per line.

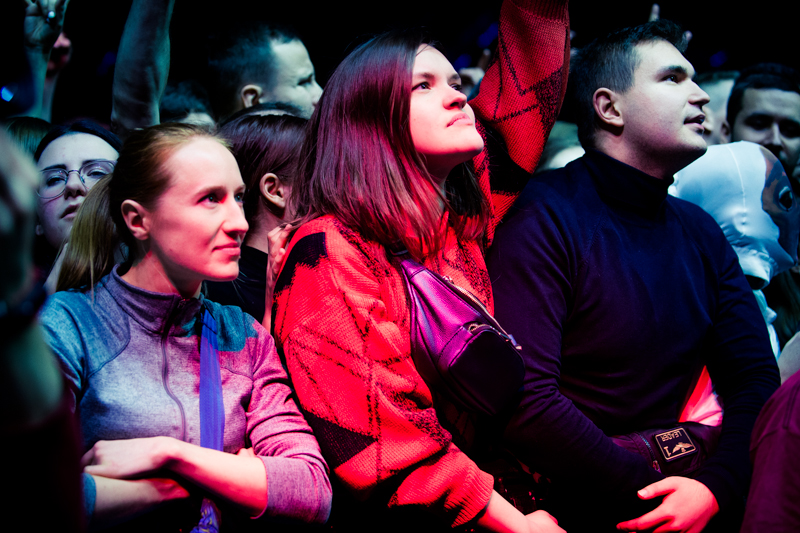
left=37, top=198, right=62, bottom=231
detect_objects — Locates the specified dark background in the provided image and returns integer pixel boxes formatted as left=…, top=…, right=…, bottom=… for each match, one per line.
left=8, top=0, right=799, bottom=125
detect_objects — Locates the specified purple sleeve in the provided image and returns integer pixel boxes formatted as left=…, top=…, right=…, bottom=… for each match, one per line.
left=740, top=372, right=800, bottom=532
left=246, top=320, right=332, bottom=524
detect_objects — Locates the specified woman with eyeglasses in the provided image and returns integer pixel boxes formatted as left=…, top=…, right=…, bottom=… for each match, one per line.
left=33, top=121, right=121, bottom=289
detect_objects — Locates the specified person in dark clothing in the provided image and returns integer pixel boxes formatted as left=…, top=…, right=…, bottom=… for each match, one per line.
left=487, top=19, right=780, bottom=533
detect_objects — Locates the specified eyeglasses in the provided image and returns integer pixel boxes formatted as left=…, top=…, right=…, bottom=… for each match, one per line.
left=38, top=160, right=116, bottom=199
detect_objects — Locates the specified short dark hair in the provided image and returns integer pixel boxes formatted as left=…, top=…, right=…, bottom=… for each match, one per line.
left=219, top=101, right=305, bottom=127
left=206, top=22, right=300, bottom=119
left=571, top=19, right=688, bottom=148
left=726, top=63, right=800, bottom=128
left=34, top=120, right=122, bottom=162
left=159, top=79, right=214, bottom=123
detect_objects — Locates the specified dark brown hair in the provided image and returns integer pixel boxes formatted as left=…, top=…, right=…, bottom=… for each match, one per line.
left=218, top=114, right=306, bottom=223
left=293, top=29, right=488, bottom=260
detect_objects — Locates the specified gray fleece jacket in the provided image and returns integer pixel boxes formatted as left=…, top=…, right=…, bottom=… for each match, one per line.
left=39, top=267, right=332, bottom=527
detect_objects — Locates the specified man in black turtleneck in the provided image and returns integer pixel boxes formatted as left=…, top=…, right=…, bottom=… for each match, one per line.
left=487, top=19, right=780, bottom=533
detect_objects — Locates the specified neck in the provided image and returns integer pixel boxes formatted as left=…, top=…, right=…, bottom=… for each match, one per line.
left=243, top=207, right=284, bottom=254
left=593, top=136, right=689, bottom=180
left=121, top=252, right=201, bottom=299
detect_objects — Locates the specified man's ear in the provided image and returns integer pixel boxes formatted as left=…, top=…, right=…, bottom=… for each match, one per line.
left=120, top=199, right=151, bottom=241
left=593, top=88, right=624, bottom=128
left=260, top=172, right=286, bottom=211
left=720, top=119, right=732, bottom=143
left=240, top=85, right=264, bottom=109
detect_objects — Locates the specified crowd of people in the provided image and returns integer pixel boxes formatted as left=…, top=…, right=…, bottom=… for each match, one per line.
left=2, top=0, right=800, bottom=532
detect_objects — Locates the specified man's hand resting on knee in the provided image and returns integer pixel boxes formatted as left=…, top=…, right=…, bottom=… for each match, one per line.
left=616, top=477, right=718, bottom=533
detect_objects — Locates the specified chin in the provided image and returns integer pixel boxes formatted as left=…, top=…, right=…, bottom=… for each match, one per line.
left=204, top=267, right=240, bottom=283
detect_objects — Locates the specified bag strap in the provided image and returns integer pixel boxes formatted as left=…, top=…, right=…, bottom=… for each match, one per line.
left=199, top=307, right=225, bottom=451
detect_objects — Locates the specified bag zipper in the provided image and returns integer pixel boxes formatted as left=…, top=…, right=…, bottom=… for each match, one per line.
left=441, top=274, right=521, bottom=350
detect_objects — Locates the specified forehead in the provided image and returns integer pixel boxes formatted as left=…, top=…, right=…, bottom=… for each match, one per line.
left=161, top=137, right=242, bottom=190
left=270, top=39, right=313, bottom=78
left=37, top=133, right=118, bottom=168
left=632, top=40, right=694, bottom=81
left=740, top=88, right=800, bottom=120
left=413, top=46, right=456, bottom=76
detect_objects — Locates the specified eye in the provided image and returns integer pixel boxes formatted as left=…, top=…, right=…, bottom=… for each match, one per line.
left=664, top=74, right=678, bottom=82
left=778, top=186, right=794, bottom=210
left=235, top=192, right=245, bottom=203
left=42, top=170, right=67, bottom=187
left=299, top=74, right=315, bottom=86
left=202, top=193, right=219, bottom=204
left=83, top=163, right=112, bottom=178
left=780, top=122, right=800, bottom=139
left=451, top=83, right=463, bottom=92
left=412, top=81, right=430, bottom=91
left=744, top=117, right=771, bottom=131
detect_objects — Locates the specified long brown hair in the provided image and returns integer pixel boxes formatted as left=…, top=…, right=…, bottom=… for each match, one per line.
left=57, top=123, right=226, bottom=291
left=293, top=29, right=488, bottom=260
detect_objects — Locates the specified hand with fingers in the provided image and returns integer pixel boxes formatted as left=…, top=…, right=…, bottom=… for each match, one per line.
left=82, top=436, right=172, bottom=480
left=648, top=4, right=693, bottom=44
left=616, top=476, right=719, bottom=533
left=262, top=222, right=293, bottom=331
left=526, top=510, right=566, bottom=533
left=23, top=0, right=70, bottom=51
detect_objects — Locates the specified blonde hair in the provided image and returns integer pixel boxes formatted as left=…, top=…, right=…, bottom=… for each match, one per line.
left=57, top=123, right=227, bottom=291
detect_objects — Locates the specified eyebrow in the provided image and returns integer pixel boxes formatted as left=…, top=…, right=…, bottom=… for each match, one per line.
left=413, top=72, right=462, bottom=84
left=194, top=184, right=246, bottom=197
left=41, top=159, right=113, bottom=171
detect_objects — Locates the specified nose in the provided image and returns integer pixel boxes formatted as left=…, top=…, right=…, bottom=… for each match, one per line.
left=63, top=170, right=88, bottom=198
left=765, top=123, right=783, bottom=145
left=311, top=80, right=323, bottom=107
left=447, top=86, right=468, bottom=109
left=690, top=82, right=710, bottom=109
left=224, top=197, right=249, bottom=239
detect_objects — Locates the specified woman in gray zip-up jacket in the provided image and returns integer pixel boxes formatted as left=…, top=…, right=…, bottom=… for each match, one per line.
left=39, top=123, right=331, bottom=530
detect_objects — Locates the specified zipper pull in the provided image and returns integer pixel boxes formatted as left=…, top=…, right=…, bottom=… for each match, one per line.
left=652, top=460, right=661, bottom=473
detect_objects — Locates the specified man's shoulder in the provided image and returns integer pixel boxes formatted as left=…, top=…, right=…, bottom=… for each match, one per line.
left=503, top=157, right=598, bottom=226
left=666, top=193, right=732, bottom=244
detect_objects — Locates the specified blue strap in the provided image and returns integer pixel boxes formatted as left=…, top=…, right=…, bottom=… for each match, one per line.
left=199, top=308, right=225, bottom=451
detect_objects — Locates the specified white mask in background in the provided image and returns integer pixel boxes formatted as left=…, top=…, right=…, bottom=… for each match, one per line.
left=672, top=141, right=800, bottom=289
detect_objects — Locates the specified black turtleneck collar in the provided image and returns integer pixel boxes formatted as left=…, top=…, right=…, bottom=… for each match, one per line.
left=583, top=149, right=673, bottom=215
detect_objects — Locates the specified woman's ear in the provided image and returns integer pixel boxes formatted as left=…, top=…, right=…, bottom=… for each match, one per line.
left=593, top=87, right=624, bottom=128
left=260, top=172, right=287, bottom=211
left=120, top=199, right=151, bottom=241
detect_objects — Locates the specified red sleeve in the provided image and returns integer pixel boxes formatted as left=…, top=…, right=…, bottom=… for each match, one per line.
left=273, top=219, right=494, bottom=527
left=471, top=0, right=570, bottom=243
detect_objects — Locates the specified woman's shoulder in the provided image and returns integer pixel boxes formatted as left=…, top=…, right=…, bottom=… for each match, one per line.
left=203, top=299, right=266, bottom=346
left=39, top=279, right=130, bottom=366
left=286, top=215, right=386, bottom=273
left=275, top=216, right=394, bottom=311
left=40, top=277, right=120, bottom=328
